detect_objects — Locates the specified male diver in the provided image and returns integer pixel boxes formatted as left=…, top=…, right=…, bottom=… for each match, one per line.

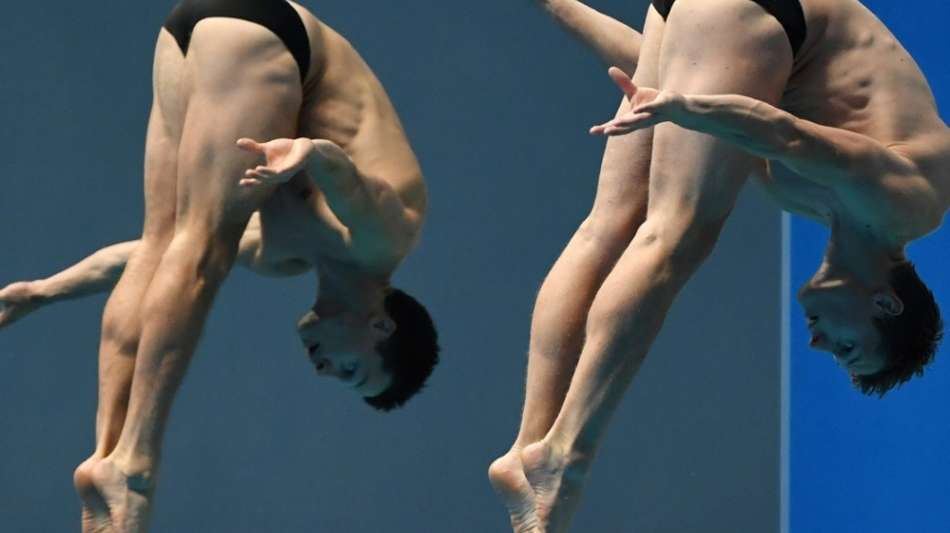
left=1, top=0, right=439, bottom=531
left=489, top=1, right=948, bottom=531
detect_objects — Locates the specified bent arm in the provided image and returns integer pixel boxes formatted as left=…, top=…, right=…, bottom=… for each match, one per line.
left=304, top=140, right=414, bottom=247
left=538, top=0, right=643, bottom=73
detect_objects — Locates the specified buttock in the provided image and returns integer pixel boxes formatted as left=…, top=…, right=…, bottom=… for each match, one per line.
left=163, top=0, right=310, bottom=82
left=651, top=0, right=807, bottom=57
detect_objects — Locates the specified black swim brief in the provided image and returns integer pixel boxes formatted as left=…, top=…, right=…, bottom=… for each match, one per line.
left=651, top=0, right=807, bottom=57
left=163, top=0, right=311, bottom=82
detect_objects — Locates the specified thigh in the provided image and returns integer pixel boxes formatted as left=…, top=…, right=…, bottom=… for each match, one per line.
left=173, top=18, right=302, bottom=237
left=645, top=0, right=793, bottom=227
left=139, top=31, right=186, bottom=247
left=588, top=6, right=666, bottom=235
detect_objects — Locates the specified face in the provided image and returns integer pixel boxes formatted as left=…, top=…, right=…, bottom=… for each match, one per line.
left=296, top=308, right=394, bottom=398
left=797, top=282, right=891, bottom=376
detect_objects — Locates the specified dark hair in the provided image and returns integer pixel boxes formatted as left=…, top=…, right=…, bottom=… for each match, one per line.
left=364, top=288, right=440, bottom=412
left=854, top=261, right=943, bottom=396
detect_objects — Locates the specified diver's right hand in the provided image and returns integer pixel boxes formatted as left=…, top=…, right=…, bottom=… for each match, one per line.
left=0, top=281, right=42, bottom=330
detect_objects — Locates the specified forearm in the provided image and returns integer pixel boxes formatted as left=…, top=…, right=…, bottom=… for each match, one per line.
left=304, top=139, right=377, bottom=226
left=34, top=241, right=137, bottom=303
left=540, top=0, right=642, bottom=73
left=674, top=93, right=800, bottom=162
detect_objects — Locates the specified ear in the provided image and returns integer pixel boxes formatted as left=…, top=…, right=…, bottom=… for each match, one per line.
left=370, top=315, right=397, bottom=339
left=873, top=291, right=904, bottom=317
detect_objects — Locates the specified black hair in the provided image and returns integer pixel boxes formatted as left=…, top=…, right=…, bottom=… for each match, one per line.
left=364, top=288, right=440, bottom=411
left=854, top=261, right=943, bottom=396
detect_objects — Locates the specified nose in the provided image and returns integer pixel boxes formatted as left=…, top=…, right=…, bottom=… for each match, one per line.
left=297, top=310, right=318, bottom=332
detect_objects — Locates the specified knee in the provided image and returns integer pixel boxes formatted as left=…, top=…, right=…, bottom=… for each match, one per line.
left=169, top=230, right=241, bottom=283
left=100, top=307, right=140, bottom=356
left=634, top=215, right=723, bottom=271
left=575, top=208, right=645, bottom=252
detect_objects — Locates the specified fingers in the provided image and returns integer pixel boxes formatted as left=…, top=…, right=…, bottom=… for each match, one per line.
left=240, top=166, right=281, bottom=187
left=589, top=111, right=653, bottom=136
left=607, top=66, right=637, bottom=99
left=235, top=138, right=263, bottom=153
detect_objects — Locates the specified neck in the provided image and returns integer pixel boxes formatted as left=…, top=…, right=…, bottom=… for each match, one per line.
left=809, top=215, right=906, bottom=289
left=314, top=264, right=391, bottom=316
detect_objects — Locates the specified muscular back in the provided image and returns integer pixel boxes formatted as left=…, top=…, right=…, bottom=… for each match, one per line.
left=769, top=0, right=950, bottom=235
left=787, top=0, right=945, bottom=145
left=245, top=3, right=426, bottom=271
left=289, top=4, right=426, bottom=214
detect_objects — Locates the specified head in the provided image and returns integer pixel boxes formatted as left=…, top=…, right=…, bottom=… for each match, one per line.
left=798, top=261, right=942, bottom=396
left=297, top=287, right=439, bottom=411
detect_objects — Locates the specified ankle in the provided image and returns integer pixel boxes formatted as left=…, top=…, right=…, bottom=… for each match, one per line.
left=547, top=437, right=596, bottom=471
left=110, top=454, right=158, bottom=485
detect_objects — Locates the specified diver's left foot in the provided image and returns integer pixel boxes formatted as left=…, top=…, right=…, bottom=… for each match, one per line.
left=521, top=440, right=591, bottom=533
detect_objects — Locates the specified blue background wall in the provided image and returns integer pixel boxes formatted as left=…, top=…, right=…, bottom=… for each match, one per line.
left=0, top=2, right=785, bottom=532
left=789, top=2, right=950, bottom=532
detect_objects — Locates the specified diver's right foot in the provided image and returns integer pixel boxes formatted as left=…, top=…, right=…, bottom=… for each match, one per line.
left=74, top=457, right=113, bottom=533
left=74, top=457, right=153, bottom=533
left=488, top=449, right=540, bottom=533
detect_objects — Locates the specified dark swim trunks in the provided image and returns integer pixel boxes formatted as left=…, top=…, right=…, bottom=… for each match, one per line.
left=651, top=0, right=807, bottom=57
left=164, top=0, right=311, bottom=82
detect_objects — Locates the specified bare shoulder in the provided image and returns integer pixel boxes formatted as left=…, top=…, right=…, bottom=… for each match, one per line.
left=291, top=15, right=426, bottom=217
left=903, top=128, right=950, bottom=234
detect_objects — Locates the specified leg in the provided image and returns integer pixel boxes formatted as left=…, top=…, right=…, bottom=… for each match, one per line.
left=521, top=1, right=794, bottom=531
left=489, top=9, right=665, bottom=533
left=74, top=31, right=185, bottom=533
left=78, top=20, right=302, bottom=533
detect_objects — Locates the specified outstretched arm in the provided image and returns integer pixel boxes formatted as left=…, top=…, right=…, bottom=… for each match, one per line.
left=592, top=68, right=924, bottom=217
left=0, top=241, right=137, bottom=329
left=0, top=221, right=306, bottom=329
left=537, top=0, right=643, bottom=74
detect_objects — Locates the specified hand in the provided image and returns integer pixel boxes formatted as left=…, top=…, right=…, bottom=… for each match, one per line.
left=307, top=139, right=357, bottom=180
left=590, top=67, right=686, bottom=136
left=0, top=281, right=42, bottom=330
left=236, top=137, right=317, bottom=187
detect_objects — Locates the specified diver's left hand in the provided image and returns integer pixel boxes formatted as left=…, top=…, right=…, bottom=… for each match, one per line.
left=590, top=67, right=686, bottom=136
left=237, top=137, right=317, bottom=187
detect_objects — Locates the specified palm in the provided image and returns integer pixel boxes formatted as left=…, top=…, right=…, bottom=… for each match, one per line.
left=260, top=138, right=299, bottom=169
left=236, top=137, right=314, bottom=186
left=590, top=67, right=682, bottom=136
left=629, top=85, right=661, bottom=109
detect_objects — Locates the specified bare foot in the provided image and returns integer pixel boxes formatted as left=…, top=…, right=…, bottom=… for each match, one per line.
left=488, top=450, right=539, bottom=533
left=73, top=457, right=153, bottom=533
left=74, top=457, right=112, bottom=533
left=520, top=441, right=590, bottom=533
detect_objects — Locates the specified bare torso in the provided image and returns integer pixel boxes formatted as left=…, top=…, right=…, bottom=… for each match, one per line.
left=765, top=0, right=950, bottom=239
left=231, top=3, right=425, bottom=274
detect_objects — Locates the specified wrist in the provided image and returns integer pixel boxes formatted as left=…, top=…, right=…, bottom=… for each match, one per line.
left=671, top=93, right=700, bottom=129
